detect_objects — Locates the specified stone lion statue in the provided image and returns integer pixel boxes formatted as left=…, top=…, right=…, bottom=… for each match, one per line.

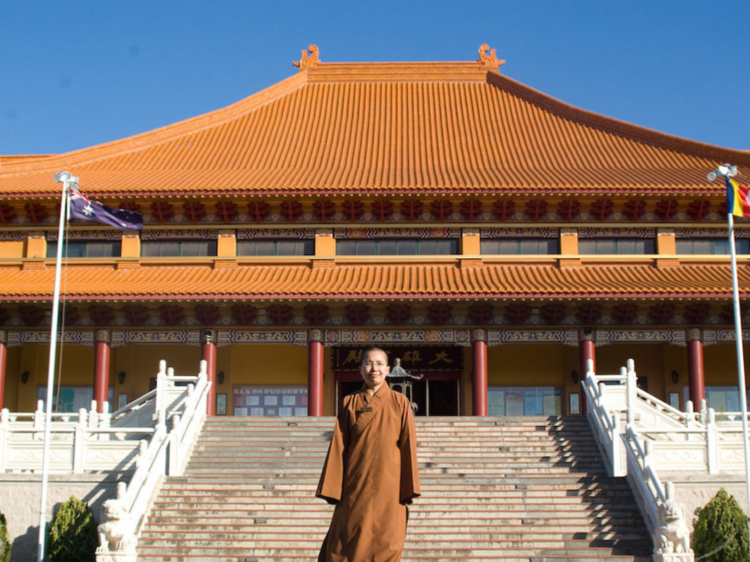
left=653, top=499, right=691, bottom=554
left=97, top=496, right=136, bottom=554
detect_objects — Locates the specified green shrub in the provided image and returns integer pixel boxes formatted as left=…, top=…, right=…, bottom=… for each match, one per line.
left=693, top=488, right=750, bottom=562
left=47, top=496, right=98, bottom=562
left=0, top=511, right=10, bottom=562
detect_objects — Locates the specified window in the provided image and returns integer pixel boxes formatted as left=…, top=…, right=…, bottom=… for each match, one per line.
left=237, top=240, right=314, bottom=256
left=676, top=238, right=750, bottom=255
left=578, top=238, right=655, bottom=255
left=47, top=241, right=121, bottom=258
left=336, top=239, right=459, bottom=256
left=38, top=386, right=115, bottom=413
left=704, top=386, right=750, bottom=412
left=488, top=386, right=561, bottom=416
left=481, top=238, right=559, bottom=255
left=141, top=240, right=217, bottom=257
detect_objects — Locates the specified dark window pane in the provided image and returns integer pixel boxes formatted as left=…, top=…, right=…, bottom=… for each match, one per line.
left=378, top=240, right=399, bottom=255
left=356, top=240, right=377, bottom=255
left=276, top=241, right=298, bottom=256
left=519, top=239, right=542, bottom=255
left=48, top=241, right=120, bottom=258
left=577, top=240, right=596, bottom=254
left=255, top=241, right=275, bottom=256
left=336, top=241, right=356, bottom=256
left=712, top=239, right=731, bottom=255
left=482, top=238, right=558, bottom=255
left=397, top=240, right=418, bottom=255
left=417, top=239, right=438, bottom=254
left=617, top=239, right=638, bottom=254
left=159, top=242, right=180, bottom=257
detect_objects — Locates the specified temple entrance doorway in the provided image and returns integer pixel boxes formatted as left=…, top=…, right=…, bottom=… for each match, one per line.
left=336, top=375, right=460, bottom=416
left=332, top=345, right=463, bottom=416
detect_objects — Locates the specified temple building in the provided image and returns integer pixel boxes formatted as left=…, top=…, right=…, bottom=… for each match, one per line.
left=0, top=45, right=748, bottom=419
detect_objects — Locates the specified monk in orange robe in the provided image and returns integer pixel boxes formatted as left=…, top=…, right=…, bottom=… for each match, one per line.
left=317, top=347, right=421, bottom=562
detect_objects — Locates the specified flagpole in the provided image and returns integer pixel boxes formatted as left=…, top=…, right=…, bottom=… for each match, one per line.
left=714, top=163, right=750, bottom=546
left=37, top=172, right=76, bottom=562
left=727, top=209, right=750, bottom=543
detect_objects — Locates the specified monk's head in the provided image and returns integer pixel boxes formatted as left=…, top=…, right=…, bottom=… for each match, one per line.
left=359, top=347, right=390, bottom=391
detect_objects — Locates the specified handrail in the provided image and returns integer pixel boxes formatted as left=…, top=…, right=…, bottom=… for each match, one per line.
left=586, top=358, right=695, bottom=559
left=96, top=360, right=210, bottom=561
left=111, top=389, right=157, bottom=419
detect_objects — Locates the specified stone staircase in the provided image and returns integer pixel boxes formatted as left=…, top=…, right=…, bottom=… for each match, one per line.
left=138, top=416, right=652, bottom=561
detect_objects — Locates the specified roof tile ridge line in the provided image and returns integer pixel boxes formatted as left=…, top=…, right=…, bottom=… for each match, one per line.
left=313, top=60, right=487, bottom=67
left=486, top=72, right=750, bottom=165
left=0, top=72, right=310, bottom=176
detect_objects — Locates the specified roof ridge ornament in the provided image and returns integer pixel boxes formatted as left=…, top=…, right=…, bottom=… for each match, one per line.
left=478, top=44, right=505, bottom=72
left=293, top=44, right=320, bottom=71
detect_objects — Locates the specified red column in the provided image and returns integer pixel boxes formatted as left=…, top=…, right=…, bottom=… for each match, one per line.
left=472, top=329, right=488, bottom=417
left=308, top=330, right=324, bottom=417
left=688, top=328, right=705, bottom=407
left=202, top=330, right=217, bottom=417
left=579, top=329, right=596, bottom=416
left=0, top=330, right=7, bottom=410
left=579, top=329, right=596, bottom=377
left=93, top=329, right=111, bottom=413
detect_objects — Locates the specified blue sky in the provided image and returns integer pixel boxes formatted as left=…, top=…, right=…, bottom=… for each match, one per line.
left=1, top=1, right=748, bottom=156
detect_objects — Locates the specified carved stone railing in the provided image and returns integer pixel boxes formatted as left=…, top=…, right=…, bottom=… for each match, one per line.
left=96, top=360, right=209, bottom=562
left=584, top=359, right=695, bottom=562
left=0, top=360, right=208, bottom=475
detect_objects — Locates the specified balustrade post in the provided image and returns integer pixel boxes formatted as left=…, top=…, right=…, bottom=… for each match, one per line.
left=626, top=362, right=637, bottom=424
left=74, top=408, right=87, bottom=474
left=0, top=408, right=7, bottom=471
left=611, top=413, right=624, bottom=476
left=169, top=414, right=181, bottom=476
left=706, top=408, right=718, bottom=474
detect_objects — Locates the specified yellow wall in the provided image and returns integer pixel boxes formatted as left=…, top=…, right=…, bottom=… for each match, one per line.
left=0, top=241, right=24, bottom=258
left=112, top=344, right=203, bottom=402
left=3, top=346, right=21, bottom=411
left=704, top=343, right=750, bottom=387
left=15, top=344, right=97, bottom=411
left=488, top=344, right=569, bottom=386
left=230, top=345, right=308, bottom=386
left=597, top=343, right=670, bottom=398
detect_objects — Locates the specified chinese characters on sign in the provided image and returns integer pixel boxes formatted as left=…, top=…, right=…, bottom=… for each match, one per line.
left=332, top=346, right=463, bottom=373
left=232, top=386, right=308, bottom=416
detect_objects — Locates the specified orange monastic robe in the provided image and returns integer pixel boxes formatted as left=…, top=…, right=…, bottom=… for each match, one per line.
left=317, top=383, right=420, bottom=562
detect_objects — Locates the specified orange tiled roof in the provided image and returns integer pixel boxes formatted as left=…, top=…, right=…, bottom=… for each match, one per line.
left=1, top=55, right=748, bottom=198
left=0, top=262, right=744, bottom=301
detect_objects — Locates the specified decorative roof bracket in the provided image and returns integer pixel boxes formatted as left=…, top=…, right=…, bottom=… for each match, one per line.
left=293, top=44, right=320, bottom=70
left=478, top=44, right=505, bottom=72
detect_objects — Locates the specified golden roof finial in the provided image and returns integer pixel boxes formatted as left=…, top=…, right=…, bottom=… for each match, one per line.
left=478, top=44, right=505, bottom=72
left=293, top=44, right=320, bottom=71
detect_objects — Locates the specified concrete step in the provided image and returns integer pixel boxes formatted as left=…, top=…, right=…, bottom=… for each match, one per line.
left=137, top=416, right=651, bottom=561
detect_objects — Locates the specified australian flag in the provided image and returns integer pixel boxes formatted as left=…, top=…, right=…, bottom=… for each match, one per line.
left=69, top=188, right=143, bottom=231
